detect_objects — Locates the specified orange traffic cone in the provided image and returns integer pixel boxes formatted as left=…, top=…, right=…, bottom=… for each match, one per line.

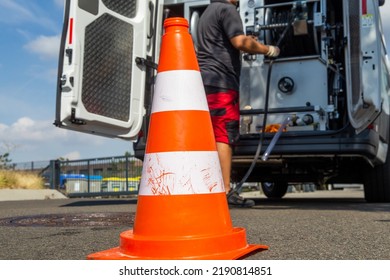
left=87, top=17, right=268, bottom=260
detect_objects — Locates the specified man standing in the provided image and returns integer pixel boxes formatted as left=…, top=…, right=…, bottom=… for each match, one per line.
left=197, top=0, right=280, bottom=207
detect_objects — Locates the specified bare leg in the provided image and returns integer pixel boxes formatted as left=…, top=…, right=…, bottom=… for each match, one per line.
left=217, top=142, right=255, bottom=207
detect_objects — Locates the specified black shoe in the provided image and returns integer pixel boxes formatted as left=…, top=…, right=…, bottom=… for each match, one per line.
left=227, top=190, right=255, bottom=208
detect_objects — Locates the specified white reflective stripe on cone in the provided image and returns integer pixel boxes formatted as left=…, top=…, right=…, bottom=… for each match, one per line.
left=139, top=151, right=225, bottom=195
left=152, top=70, right=209, bottom=113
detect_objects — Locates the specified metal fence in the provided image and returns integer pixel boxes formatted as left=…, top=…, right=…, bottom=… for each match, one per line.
left=13, top=160, right=51, bottom=172
left=14, top=155, right=143, bottom=198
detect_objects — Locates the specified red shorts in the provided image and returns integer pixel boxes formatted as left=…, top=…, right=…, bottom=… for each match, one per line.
left=205, top=88, right=240, bottom=145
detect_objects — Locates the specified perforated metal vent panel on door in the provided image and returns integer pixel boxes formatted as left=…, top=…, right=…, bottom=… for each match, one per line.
left=102, top=0, right=137, bottom=18
left=82, top=14, right=133, bottom=122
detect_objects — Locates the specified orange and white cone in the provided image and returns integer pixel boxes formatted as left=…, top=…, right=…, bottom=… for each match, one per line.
left=87, top=17, right=268, bottom=260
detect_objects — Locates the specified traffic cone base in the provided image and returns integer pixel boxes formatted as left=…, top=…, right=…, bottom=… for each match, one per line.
left=88, top=229, right=268, bottom=260
left=88, top=194, right=268, bottom=260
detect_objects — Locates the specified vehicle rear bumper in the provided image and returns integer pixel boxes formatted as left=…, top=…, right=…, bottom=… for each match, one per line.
left=233, top=128, right=379, bottom=161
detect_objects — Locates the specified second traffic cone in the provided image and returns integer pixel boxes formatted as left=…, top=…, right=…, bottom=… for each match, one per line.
left=87, top=17, right=268, bottom=260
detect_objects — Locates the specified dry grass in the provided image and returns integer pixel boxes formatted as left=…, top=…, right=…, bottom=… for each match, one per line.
left=0, top=170, right=44, bottom=189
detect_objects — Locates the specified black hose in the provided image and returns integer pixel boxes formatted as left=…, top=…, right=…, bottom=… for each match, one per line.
left=234, top=18, right=293, bottom=193
left=234, top=59, right=274, bottom=193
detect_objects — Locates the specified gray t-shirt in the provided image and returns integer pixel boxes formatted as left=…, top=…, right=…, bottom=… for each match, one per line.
left=196, top=0, right=244, bottom=91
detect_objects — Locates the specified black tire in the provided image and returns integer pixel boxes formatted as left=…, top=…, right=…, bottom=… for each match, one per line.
left=261, top=181, right=289, bottom=199
left=364, top=145, right=390, bottom=202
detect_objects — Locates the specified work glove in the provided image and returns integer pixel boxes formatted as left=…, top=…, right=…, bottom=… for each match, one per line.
left=266, top=45, right=280, bottom=57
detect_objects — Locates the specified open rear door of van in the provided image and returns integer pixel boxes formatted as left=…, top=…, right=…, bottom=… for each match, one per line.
left=343, top=0, right=382, bottom=133
left=55, top=0, right=159, bottom=139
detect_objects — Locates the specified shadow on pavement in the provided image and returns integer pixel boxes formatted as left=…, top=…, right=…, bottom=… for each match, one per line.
left=60, top=199, right=138, bottom=207
left=250, top=196, right=390, bottom=212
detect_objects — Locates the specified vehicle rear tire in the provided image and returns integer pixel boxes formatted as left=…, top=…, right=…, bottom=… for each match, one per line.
left=261, top=181, right=289, bottom=199
left=363, top=144, right=390, bottom=202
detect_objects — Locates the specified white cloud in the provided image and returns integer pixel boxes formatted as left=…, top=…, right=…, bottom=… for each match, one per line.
left=0, top=0, right=58, bottom=32
left=24, top=35, right=61, bottom=60
left=1, top=117, right=65, bottom=142
left=62, top=151, right=81, bottom=160
left=0, top=123, right=7, bottom=131
left=54, top=0, right=64, bottom=8
left=0, top=0, right=35, bottom=22
left=0, top=117, right=132, bottom=162
left=16, top=28, right=36, bottom=41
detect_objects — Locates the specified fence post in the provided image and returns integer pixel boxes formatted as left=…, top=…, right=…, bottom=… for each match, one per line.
left=87, top=159, right=90, bottom=193
left=49, top=160, right=61, bottom=190
left=125, top=155, right=129, bottom=191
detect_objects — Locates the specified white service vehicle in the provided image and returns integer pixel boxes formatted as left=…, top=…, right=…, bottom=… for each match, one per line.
left=55, top=0, right=390, bottom=202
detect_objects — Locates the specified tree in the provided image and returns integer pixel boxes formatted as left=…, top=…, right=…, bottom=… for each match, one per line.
left=0, top=142, right=13, bottom=169
left=124, top=151, right=133, bottom=157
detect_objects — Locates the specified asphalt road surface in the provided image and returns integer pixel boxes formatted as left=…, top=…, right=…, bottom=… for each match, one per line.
left=0, top=189, right=389, bottom=260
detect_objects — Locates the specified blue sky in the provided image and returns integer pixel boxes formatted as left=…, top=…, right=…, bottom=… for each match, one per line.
left=0, top=0, right=390, bottom=163
left=0, top=0, right=132, bottom=163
